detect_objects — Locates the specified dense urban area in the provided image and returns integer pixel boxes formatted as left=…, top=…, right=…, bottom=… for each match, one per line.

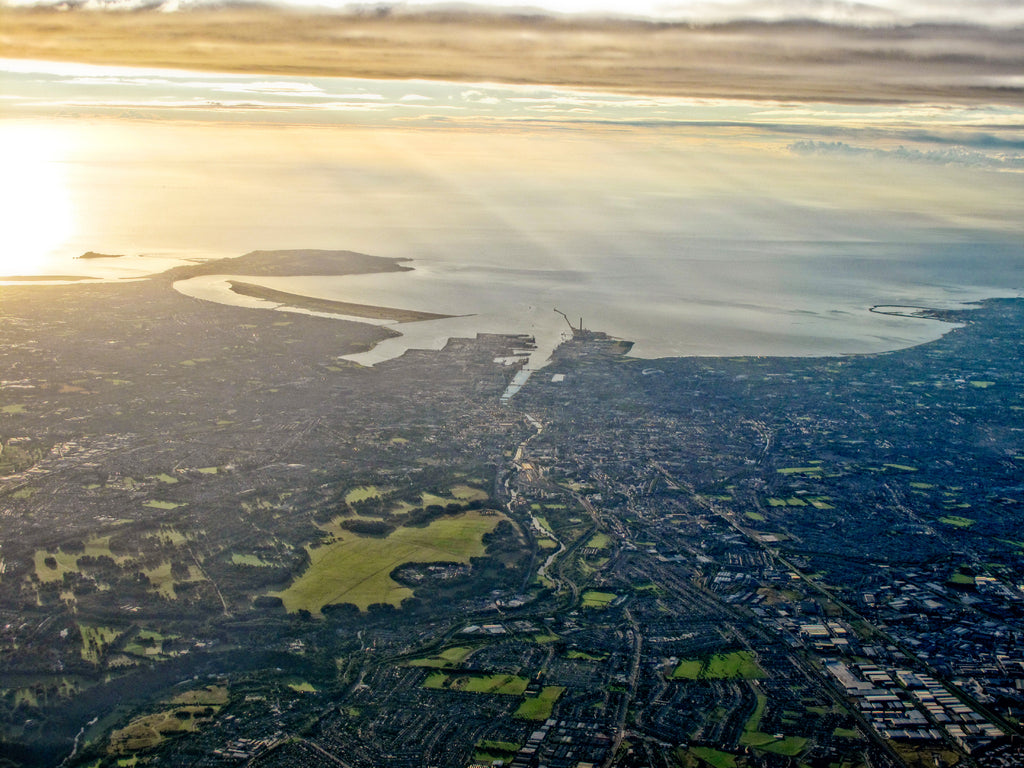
left=2, top=250, right=1024, bottom=768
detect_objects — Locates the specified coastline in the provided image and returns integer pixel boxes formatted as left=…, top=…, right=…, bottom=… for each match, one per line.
left=226, top=280, right=454, bottom=324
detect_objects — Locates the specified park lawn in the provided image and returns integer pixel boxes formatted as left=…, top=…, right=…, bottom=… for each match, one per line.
left=272, top=510, right=502, bottom=614
left=671, top=659, right=704, bottom=679
left=567, top=650, right=607, bottom=661
left=581, top=590, right=617, bottom=609
left=231, top=553, right=273, bottom=567
left=834, top=727, right=863, bottom=739
left=34, top=535, right=131, bottom=583
left=474, top=739, right=521, bottom=763
left=740, top=732, right=807, bottom=756
left=170, top=685, right=227, bottom=706
left=739, top=690, right=806, bottom=757
left=80, top=625, right=122, bottom=664
left=671, top=651, right=764, bottom=680
left=123, top=629, right=177, bottom=657
left=143, top=500, right=185, bottom=510
left=706, top=651, right=764, bottom=679
left=424, top=672, right=528, bottom=695
left=345, top=485, right=388, bottom=504
left=450, top=484, right=489, bottom=501
left=515, top=686, right=565, bottom=720
left=688, top=746, right=737, bottom=768
left=148, top=527, right=188, bottom=545
left=108, top=693, right=224, bottom=755
left=585, top=532, right=612, bottom=549
left=143, top=561, right=204, bottom=600
left=408, top=646, right=475, bottom=668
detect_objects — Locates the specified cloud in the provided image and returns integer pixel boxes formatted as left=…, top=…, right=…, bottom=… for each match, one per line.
left=461, top=90, right=501, bottom=105
left=14, top=0, right=1024, bottom=28
left=789, top=139, right=1024, bottom=169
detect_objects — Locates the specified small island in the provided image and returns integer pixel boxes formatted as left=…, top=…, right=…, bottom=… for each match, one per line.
left=77, top=251, right=124, bottom=260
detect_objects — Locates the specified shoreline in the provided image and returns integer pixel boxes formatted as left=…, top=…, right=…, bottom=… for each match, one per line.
left=226, top=280, right=455, bottom=324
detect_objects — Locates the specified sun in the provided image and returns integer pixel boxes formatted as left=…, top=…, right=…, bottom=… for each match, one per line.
left=0, top=122, right=76, bottom=276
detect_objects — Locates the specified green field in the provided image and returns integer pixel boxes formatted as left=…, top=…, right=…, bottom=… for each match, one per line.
left=123, top=629, right=175, bottom=658
left=939, top=515, right=975, bottom=528
left=739, top=689, right=807, bottom=757
left=567, top=649, right=607, bottom=661
left=740, top=732, right=807, bottom=756
left=688, top=746, right=737, bottom=768
left=34, top=536, right=129, bottom=583
left=231, top=553, right=273, bottom=567
left=407, top=646, right=475, bottom=668
left=79, top=624, right=122, bottom=664
left=585, top=532, right=612, bottom=549
left=148, top=527, right=187, bottom=545
left=423, top=672, right=528, bottom=695
left=670, top=650, right=764, bottom=680
left=272, top=511, right=502, bottom=614
left=581, top=590, right=617, bottom=609
left=143, top=561, right=203, bottom=600
left=514, top=686, right=565, bottom=720
left=745, top=511, right=765, bottom=521
left=474, top=739, right=521, bottom=763
left=450, top=484, right=489, bottom=501
left=767, top=497, right=814, bottom=507
left=143, top=500, right=185, bottom=510
left=345, top=485, right=388, bottom=504
left=777, top=466, right=823, bottom=475
left=107, top=686, right=225, bottom=755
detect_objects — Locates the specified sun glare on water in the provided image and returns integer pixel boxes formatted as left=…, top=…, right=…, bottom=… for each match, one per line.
left=0, top=123, right=76, bottom=276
